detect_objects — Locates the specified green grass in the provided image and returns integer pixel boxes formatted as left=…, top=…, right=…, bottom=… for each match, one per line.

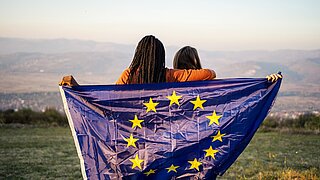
left=0, top=126, right=319, bottom=179
left=0, top=126, right=82, bottom=179
left=222, top=131, right=320, bottom=179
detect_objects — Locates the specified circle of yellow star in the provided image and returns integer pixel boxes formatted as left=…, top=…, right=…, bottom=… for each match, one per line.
left=211, top=130, right=225, bottom=142
left=129, top=115, right=144, bottom=129
left=166, top=91, right=182, bottom=106
left=123, top=134, right=139, bottom=148
left=144, top=169, right=156, bottom=176
left=204, top=146, right=219, bottom=160
left=166, top=164, right=179, bottom=173
left=143, top=98, right=159, bottom=112
left=190, top=95, right=207, bottom=110
left=129, top=154, right=144, bottom=170
left=188, top=158, right=202, bottom=171
left=206, top=110, right=222, bottom=126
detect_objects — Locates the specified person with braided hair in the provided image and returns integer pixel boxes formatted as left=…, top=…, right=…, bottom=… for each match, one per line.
left=116, top=35, right=167, bottom=84
left=59, top=35, right=281, bottom=86
left=116, top=35, right=215, bottom=84
left=59, top=35, right=216, bottom=86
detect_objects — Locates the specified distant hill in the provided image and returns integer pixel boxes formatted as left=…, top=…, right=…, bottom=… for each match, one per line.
left=0, top=37, right=319, bottom=113
left=0, top=37, right=134, bottom=54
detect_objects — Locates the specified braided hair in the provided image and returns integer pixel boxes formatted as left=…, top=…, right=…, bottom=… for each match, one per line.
left=127, top=35, right=166, bottom=84
left=173, top=46, right=202, bottom=69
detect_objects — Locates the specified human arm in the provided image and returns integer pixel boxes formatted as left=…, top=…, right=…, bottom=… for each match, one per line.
left=167, top=69, right=216, bottom=82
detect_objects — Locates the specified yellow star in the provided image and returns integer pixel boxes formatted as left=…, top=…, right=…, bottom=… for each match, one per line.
left=166, top=164, right=179, bottom=173
left=211, top=130, right=225, bottom=142
left=123, top=134, right=139, bottom=148
left=190, top=95, right=207, bottom=110
left=204, top=146, right=219, bottom=160
left=129, top=154, right=144, bottom=170
left=143, top=98, right=159, bottom=113
left=166, top=91, right=182, bottom=106
left=206, top=110, right=222, bottom=126
left=188, top=158, right=202, bottom=171
left=144, top=169, right=156, bottom=176
left=129, top=115, right=144, bottom=129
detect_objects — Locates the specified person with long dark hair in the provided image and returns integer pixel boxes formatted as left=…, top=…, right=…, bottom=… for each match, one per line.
left=173, top=46, right=202, bottom=70
left=59, top=35, right=281, bottom=86
left=116, top=35, right=215, bottom=84
left=60, top=36, right=215, bottom=86
left=118, top=35, right=167, bottom=84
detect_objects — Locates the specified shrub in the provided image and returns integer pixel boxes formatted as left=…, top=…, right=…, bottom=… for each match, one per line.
left=300, top=113, right=320, bottom=130
left=262, top=113, right=320, bottom=131
left=0, top=108, right=68, bottom=126
left=262, top=117, right=279, bottom=128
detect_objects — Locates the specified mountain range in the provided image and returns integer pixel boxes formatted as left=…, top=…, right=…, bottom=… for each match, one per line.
left=0, top=37, right=319, bottom=114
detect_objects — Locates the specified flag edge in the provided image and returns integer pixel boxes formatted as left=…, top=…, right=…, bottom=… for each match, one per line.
left=59, top=86, right=88, bottom=180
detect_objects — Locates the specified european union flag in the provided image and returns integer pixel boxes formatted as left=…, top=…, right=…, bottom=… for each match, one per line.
left=60, top=78, right=281, bottom=179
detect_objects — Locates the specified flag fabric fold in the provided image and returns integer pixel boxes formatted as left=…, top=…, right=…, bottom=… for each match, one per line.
left=60, top=78, right=281, bottom=179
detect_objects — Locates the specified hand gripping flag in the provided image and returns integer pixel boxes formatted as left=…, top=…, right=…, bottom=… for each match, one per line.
left=60, top=78, right=281, bottom=179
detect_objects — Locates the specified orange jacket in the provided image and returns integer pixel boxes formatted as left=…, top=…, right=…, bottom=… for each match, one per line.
left=116, top=68, right=216, bottom=85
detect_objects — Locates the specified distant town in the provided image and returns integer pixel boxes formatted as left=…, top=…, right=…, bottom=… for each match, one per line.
left=0, top=92, right=318, bottom=119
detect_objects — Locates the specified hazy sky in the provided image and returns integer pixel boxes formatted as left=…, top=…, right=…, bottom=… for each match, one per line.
left=1, top=0, right=320, bottom=50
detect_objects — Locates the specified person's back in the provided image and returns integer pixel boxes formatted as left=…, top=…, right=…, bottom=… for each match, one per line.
left=116, top=37, right=216, bottom=85
left=59, top=35, right=281, bottom=86
left=125, top=35, right=166, bottom=84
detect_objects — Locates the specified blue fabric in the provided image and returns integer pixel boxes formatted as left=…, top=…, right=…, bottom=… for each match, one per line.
left=61, top=78, right=281, bottom=179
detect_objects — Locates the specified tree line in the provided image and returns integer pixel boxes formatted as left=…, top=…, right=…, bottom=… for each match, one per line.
left=0, top=108, right=67, bottom=126
left=262, top=113, right=320, bottom=131
left=0, top=108, right=319, bottom=130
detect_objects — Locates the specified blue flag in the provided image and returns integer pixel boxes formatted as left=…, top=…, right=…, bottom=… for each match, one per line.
left=60, top=78, right=281, bottom=179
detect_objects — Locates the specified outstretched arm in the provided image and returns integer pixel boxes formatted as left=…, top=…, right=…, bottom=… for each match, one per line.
left=168, top=69, right=216, bottom=82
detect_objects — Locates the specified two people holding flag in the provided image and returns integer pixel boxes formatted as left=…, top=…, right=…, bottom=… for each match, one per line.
left=59, top=35, right=283, bottom=179
left=59, top=35, right=282, bottom=86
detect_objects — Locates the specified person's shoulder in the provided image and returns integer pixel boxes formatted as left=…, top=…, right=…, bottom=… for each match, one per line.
left=116, top=69, right=130, bottom=85
left=122, top=68, right=130, bottom=74
left=119, top=68, right=130, bottom=78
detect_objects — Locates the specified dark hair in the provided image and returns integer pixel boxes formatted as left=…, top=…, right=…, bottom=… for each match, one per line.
left=173, top=46, right=202, bottom=69
left=127, top=35, right=166, bottom=84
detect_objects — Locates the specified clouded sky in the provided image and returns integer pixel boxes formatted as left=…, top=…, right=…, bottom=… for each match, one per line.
left=1, top=0, right=319, bottom=50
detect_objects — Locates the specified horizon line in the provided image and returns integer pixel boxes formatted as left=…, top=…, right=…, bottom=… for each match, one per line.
left=1, top=36, right=320, bottom=52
